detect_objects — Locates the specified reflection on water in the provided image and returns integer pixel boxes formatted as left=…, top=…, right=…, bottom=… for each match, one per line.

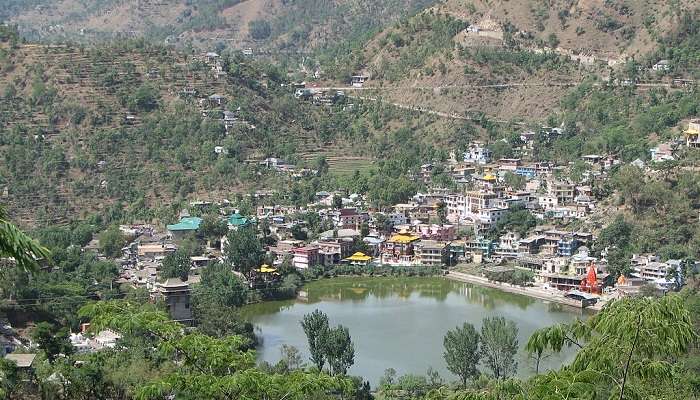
left=242, top=277, right=586, bottom=386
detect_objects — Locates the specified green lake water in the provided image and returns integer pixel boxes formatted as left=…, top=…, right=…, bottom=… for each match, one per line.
left=241, top=277, right=586, bottom=386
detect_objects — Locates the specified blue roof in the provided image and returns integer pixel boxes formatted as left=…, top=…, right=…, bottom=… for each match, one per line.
left=167, top=217, right=203, bottom=231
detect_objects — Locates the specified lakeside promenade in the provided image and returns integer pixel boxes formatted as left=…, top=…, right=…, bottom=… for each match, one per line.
left=445, top=270, right=606, bottom=311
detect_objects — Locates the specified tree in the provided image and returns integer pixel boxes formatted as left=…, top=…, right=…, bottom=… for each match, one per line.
left=443, top=322, right=480, bottom=386
left=191, top=262, right=252, bottom=338
left=324, top=325, right=355, bottom=376
left=249, top=20, right=272, bottom=40
left=480, top=317, right=518, bottom=379
left=160, top=249, right=192, bottom=281
left=333, top=195, right=343, bottom=210
left=360, top=222, right=370, bottom=238
left=0, top=358, right=18, bottom=399
left=224, top=227, right=264, bottom=278
left=98, top=226, right=126, bottom=259
left=503, top=172, right=525, bottom=191
left=526, top=295, right=696, bottom=399
left=32, top=322, right=74, bottom=363
left=78, top=301, right=353, bottom=399
left=198, top=215, right=228, bottom=244
left=0, top=206, right=50, bottom=272
left=279, top=345, right=305, bottom=371
left=301, top=309, right=330, bottom=371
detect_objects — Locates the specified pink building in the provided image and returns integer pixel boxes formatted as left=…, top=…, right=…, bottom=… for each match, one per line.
left=415, top=224, right=456, bottom=241
left=292, top=247, right=320, bottom=270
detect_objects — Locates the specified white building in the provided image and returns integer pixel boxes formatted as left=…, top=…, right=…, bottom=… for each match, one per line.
left=463, top=143, right=492, bottom=164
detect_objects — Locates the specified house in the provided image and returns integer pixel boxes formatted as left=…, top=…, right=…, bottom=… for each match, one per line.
left=652, top=59, right=670, bottom=72
left=208, top=94, right=225, bottom=106
left=415, top=241, right=449, bottom=266
left=649, top=143, right=675, bottom=162
left=414, top=224, right=456, bottom=241
left=684, top=119, right=700, bottom=148
left=344, top=252, right=373, bottom=266
left=332, top=208, right=366, bottom=229
left=548, top=181, right=575, bottom=205
left=515, top=164, right=537, bottom=179
left=351, top=75, right=369, bottom=87
left=519, top=130, right=536, bottom=143
left=167, top=217, right=203, bottom=239
left=463, top=143, right=492, bottom=164
left=137, top=242, right=177, bottom=261
left=317, top=239, right=353, bottom=266
left=153, top=278, right=193, bottom=325
left=292, top=247, right=320, bottom=270
left=205, top=52, right=220, bottom=63
left=227, top=213, right=251, bottom=230
left=4, top=353, right=37, bottom=372
left=381, top=233, right=420, bottom=266
left=631, top=158, right=646, bottom=168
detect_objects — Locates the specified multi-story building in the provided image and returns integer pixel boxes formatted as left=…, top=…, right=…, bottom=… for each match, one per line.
left=414, top=224, right=456, bottom=241
left=631, top=254, right=679, bottom=281
left=332, top=208, right=366, bottom=229
left=292, top=247, right=320, bottom=269
left=685, top=119, right=700, bottom=148
left=415, top=241, right=449, bottom=266
left=463, top=143, right=492, bottom=164
left=153, top=278, right=193, bottom=325
left=316, top=239, right=353, bottom=266
left=381, top=233, right=420, bottom=266
left=548, top=181, right=575, bottom=205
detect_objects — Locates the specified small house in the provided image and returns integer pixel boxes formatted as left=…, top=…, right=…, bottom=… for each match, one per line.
left=351, top=75, right=369, bottom=87
left=652, top=59, right=670, bottom=72
left=167, top=217, right=203, bottom=239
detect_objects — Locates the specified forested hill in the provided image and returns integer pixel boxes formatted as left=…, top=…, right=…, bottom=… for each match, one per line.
left=3, top=0, right=437, bottom=51
left=0, top=29, right=470, bottom=227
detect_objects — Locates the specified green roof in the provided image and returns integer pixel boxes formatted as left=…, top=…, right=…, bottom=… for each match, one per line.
left=227, top=213, right=250, bottom=227
left=167, top=217, right=203, bottom=231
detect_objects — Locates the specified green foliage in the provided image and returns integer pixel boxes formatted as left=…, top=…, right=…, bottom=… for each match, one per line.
left=301, top=309, right=330, bottom=371
left=443, top=322, right=480, bottom=386
left=249, top=20, right=272, bottom=40
left=223, top=226, right=264, bottom=278
left=78, top=300, right=354, bottom=399
left=32, top=322, right=74, bottom=363
left=127, top=84, right=159, bottom=112
left=99, top=226, right=126, bottom=258
left=0, top=205, right=50, bottom=273
left=191, top=262, right=253, bottom=339
left=480, top=317, right=518, bottom=380
left=527, top=295, right=697, bottom=399
left=159, top=249, right=191, bottom=281
left=324, top=325, right=355, bottom=376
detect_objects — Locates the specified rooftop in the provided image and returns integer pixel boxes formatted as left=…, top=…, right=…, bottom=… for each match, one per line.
left=167, top=217, right=202, bottom=232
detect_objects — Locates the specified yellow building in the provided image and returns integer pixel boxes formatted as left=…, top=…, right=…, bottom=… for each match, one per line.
left=344, top=252, right=373, bottom=266
left=685, top=119, right=700, bottom=148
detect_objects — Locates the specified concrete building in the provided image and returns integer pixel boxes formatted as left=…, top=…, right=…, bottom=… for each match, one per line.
left=153, top=278, right=193, bottom=325
left=292, top=247, right=320, bottom=269
left=415, top=241, right=449, bottom=266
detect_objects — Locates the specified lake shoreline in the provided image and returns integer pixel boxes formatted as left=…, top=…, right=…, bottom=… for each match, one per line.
left=445, top=271, right=603, bottom=311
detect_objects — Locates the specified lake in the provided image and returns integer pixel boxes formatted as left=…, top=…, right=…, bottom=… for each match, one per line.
left=241, top=277, right=586, bottom=386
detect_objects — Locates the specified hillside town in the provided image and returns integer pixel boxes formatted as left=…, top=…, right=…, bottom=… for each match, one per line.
left=56, top=119, right=695, bottom=328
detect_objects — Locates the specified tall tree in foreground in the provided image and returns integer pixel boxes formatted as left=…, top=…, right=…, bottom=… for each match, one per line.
left=480, top=317, right=519, bottom=379
left=301, top=309, right=331, bottom=371
left=443, top=322, right=481, bottom=386
left=527, top=295, right=696, bottom=399
left=224, top=226, right=264, bottom=279
left=325, top=325, right=355, bottom=376
left=0, top=205, right=50, bottom=272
